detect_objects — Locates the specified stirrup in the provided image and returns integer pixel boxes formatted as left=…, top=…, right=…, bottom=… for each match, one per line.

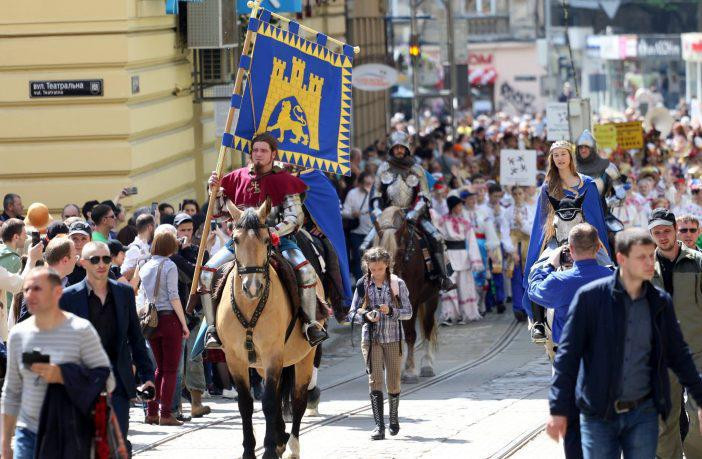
left=304, top=322, right=328, bottom=346
left=205, top=327, right=222, bottom=350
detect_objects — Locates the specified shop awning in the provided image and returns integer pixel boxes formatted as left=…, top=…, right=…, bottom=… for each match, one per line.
left=469, top=67, right=497, bottom=85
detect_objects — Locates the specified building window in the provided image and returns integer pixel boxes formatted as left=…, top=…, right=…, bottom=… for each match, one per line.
left=466, top=0, right=504, bottom=15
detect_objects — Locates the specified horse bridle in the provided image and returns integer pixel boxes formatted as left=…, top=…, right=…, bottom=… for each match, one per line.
left=229, top=223, right=273, bottom=364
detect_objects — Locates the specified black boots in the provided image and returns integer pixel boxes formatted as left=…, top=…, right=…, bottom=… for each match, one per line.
left=388, top=393, right=400, bottom=436
left=370, top=391, right=385, bottom=440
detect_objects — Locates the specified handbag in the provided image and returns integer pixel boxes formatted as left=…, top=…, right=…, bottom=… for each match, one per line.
left=137, top=260, right=164, bottom=339
left=342, top=191, right=368, bottom=232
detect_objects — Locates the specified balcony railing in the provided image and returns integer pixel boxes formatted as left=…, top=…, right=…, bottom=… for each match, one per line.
left=465, top=14, right=511, bottom=41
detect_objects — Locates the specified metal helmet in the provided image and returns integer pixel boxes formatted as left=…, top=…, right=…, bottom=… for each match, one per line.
left=389, top=130, right=412, bottom=156
left=576, top=129, right=596, bottom=149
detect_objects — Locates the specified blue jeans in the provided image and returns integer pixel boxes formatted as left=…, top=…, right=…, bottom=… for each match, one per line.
left=14, top=427, right=36, bottom=459
left=580, top=399, right=659, bottom=459
left=111, top=385, right=132, bottom=456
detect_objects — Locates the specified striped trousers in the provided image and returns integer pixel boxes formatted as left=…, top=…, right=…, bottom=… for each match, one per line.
left=361, top=340, right=402, bottom=394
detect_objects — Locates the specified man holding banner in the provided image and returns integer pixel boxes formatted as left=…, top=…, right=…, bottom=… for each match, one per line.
left=199, top=133, right=329, bottom=348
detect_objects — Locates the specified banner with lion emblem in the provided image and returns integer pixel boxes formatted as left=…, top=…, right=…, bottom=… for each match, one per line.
left=233, top=14, right=354, bottom=176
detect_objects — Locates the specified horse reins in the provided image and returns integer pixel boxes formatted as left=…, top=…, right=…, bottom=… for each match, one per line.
left=229, top=225, right=273, bottom=364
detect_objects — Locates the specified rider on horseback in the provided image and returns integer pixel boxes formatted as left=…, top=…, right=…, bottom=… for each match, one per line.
left=199, top=132, right=329, bottom=349
left=360, top=131, right=457, bottom=292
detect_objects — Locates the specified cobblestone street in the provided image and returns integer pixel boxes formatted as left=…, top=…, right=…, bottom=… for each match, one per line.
left=130, top=313, right=564, bottom=458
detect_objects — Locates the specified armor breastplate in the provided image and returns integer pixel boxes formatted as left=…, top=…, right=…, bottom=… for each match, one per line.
left=381, top=169, right=419, bottom=208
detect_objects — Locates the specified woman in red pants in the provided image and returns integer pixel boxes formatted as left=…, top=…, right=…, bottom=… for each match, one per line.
left=137, top=231, right=190, bottom=426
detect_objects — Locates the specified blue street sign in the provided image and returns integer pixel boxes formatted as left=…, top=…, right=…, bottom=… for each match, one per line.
left=237, top=0, right=302, bottom=13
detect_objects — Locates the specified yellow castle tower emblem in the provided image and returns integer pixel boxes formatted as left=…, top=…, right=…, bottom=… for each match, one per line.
left=258, top=56, right=324, bottom=150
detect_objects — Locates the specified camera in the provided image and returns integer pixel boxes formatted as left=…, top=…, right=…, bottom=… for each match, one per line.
left=22, top=348, right=50, bottom=368
left=123, top=186, right=138, bottom=196
left=560, top=246, right=573, bottom=266
left=31, top=231, right=41, bottom=247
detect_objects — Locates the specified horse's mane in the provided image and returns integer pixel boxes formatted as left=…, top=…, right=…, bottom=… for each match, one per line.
left=237, top=208, right=265, bottom=238
left=378, top=206, right=403, bottom=258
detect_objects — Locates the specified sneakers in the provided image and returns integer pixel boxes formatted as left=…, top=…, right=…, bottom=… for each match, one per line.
left=222, top=388, right=238, bottom=400
left=531, top=322, right=547, bottom=343
left=440, top=319, right=453, bottom=327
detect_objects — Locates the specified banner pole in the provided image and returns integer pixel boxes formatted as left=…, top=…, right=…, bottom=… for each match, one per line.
left=186, top=0, right=262, bottom=313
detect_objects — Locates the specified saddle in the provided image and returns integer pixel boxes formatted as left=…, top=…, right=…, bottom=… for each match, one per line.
left=210, top=253, right=328, bottom=324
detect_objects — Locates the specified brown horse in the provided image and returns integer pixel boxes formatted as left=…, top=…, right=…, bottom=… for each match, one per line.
left=218, top=200, right=322, bottom=459
left=375, top=206, right=441, bottom=383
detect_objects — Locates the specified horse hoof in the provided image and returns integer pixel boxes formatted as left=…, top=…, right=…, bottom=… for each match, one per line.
left=402, top=374, right=419, bottom=384
left=420, top=366, right=435, bottom=377
left=276, top=444, right=286, bottom=457
left=305, top=407, right=319, bottom=416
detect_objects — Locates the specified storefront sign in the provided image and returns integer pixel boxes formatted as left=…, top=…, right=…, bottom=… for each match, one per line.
left=30, top=79, right=103, bottom=97
left=351, top=64, right=398, bottom=91
left=500, top=150, right=537, bottom=186
left=637, top=37, right=681, bottom=58
left=546, top=102, right=569, bottom=141
left=468, top=53, right=493, bottom=66
left=682, top=33, right=702, bottom=62
left=597, top=35, right=637, bottom=60
left=595, top=122, right=643, bottom=149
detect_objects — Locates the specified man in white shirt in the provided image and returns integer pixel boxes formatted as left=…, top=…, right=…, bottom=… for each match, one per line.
left=342, top=172, right=374, bottom=282
left=121, top=214, right=154, bottom=280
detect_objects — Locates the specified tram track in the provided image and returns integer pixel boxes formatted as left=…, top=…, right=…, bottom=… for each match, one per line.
left=135, top=318, right=523, bottom=456
left=490, top=423, right=546, bottom=459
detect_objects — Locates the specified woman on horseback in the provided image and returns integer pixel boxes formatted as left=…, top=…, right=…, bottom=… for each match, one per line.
left=348, top=247, right=412, bottom=441
left=522, top=140, right=611, bottom=342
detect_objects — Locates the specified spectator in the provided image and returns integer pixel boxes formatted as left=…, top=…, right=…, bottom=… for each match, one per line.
left=45, top=221, right=68, bottom=241
left=100, top=200, right=125, bottom=237
left=0, top=219, right=27, bottom=317
left=60, top=204, right=81, bottom=221
left=676, top=214, right=701, bottom=250
left=180, top=199, right=199, bottom=218
left=81, top=200, right=99, bottom=223
left=159, top=203, right=175, bottom=216
left=342, top=171, right=374, bottom=282
left=66, top=221, right=92, bottom=286
left=648, top=209, right=702, bottom=457
left=1, top=194, right=24, bottom=222
left=121, top=213, right=155, bottom=281
left=60, top=241, right=155, bottom=453
left=107, top=239, right=127, bottom=282
left=1, top=267, right=114, bottom=459
left=90, top=204, right=115, bottom=243
left=0, top=242, right=43, bottom=323
left=16, top=238, right=78, bottom=325
left=547, top=228, right=702, bottom=458
left=137, top=231, right=190, bottom=426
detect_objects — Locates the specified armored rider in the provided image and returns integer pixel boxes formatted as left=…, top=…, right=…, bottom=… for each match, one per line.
left=361, top=131, right=456, bottom=292
left=200, top=132, right=328, bottom=349
left=575, top=129, right=627, bottom=221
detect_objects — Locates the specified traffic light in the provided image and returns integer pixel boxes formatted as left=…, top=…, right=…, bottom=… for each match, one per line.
left=409, top=34, right=421, bottom=59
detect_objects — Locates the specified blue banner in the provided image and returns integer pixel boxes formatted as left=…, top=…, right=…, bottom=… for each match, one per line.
left=234, top=17, right=354, bottom=176
left=237, top=0, right=302, bottom=13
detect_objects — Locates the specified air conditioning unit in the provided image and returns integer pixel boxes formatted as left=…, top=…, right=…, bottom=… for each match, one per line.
left=187, top=0, right=237, bottom=49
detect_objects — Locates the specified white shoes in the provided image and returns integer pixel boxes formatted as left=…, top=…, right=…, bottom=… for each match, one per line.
left=222, top=388, right=238, bottom=399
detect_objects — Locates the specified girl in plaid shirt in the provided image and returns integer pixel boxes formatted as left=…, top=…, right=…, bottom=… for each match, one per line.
left=348, top=247, right=412, bottom=440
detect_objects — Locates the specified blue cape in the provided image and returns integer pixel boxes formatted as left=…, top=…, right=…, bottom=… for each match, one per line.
left=522, top=176, right=611, bottom=319
left=300, top=170, right=353, bottom=306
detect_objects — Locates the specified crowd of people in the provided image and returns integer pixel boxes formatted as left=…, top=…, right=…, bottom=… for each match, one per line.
left=4, top=97, right=702, bottom=456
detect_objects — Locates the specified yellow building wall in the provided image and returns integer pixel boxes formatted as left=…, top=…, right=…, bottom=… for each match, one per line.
left=0, top=0, right=215, bottom=216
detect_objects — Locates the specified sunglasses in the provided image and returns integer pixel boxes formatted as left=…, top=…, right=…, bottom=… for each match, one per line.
left=85, top=255, right=112, bottom=265
left=679, top=228, right=699, bottom=234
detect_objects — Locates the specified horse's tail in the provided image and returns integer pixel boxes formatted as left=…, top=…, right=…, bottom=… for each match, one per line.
left=418, top=301, right=438, bottom=350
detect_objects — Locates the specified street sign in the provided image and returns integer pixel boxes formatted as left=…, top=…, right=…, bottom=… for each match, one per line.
left=500, top=149, right=537, bottom=186
left=237, top=0, right=301, bottom=13
left=546, top=102, right=569, bottom=141
left=352, top=64, right=398, bottom=91
left=30, top=80, right=103, bottom=98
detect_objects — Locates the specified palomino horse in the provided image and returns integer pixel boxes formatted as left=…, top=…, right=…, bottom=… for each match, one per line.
left=375, top=206, right=441, bottom=383
left=218, top=200, right=323, bottom=459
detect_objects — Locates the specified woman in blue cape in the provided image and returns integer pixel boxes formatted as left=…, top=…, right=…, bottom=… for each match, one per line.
left=522, top=141, right=611, bottom=339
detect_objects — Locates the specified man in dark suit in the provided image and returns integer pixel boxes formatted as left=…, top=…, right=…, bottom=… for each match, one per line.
left=60, top=241, right=155, bottom=455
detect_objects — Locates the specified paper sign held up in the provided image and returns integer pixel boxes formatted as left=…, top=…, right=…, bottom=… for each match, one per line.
left=500, top=149, right=537, bottom=186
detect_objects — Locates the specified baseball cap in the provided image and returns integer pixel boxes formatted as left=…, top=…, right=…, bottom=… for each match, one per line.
left=46, top=221, right=69, bottom=240
left=648, top=208, right=676, bottom=230
left=68, top=221, right=92, bottom=238
left=173, top=212, right=193, bottom=228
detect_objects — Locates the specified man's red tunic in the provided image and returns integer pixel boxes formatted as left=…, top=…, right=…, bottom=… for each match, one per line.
left=220, top=166, right=308, bottom=208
